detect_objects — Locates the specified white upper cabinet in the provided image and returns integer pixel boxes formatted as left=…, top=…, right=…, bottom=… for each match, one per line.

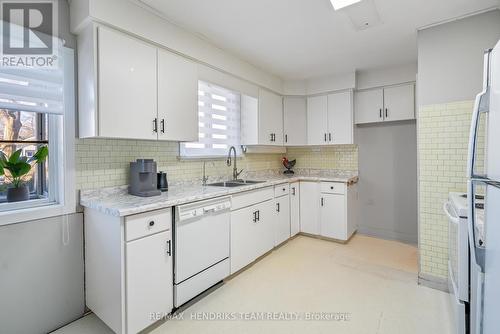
left=307, top=92, right=353, bottom=145
left=307, top=95, right=328, bottom=145
left=77, top=24, right=199, bottom=141
left=97, top=26, right=158, bottom=140
left=355, top=89, right=384, bottom=124
left=258, top=90, right=284, bottom=145
left=283, top=97, right=307, bottom=146
left=383, top=84, right=415, bottom=122
left=327, top=91, right=353, bottom=145
left=241, top=90, right=283, bottom=146
left=157, top=49, right=198, bottom=142
left=355, top=83, right=415, bottom=124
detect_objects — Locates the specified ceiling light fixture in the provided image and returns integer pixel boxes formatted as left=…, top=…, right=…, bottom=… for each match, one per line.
left=330, top=0, right=362, bottom=10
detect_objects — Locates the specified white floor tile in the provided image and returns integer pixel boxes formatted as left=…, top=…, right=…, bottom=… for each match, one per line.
left=55, top=235, right=453, bottom=334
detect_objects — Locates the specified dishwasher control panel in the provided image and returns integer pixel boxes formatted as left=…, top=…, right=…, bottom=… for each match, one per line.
left=177, top=197, right=231, bottom=222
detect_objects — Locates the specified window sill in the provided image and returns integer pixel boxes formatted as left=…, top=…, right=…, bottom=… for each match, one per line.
left=0, top=202, right=75, bottom=226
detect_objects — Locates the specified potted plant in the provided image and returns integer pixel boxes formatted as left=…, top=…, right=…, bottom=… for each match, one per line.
left=0, top=146, right=48, bottom=202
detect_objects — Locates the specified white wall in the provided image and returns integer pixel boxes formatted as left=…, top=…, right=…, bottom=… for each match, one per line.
left=417, top=10, right=500, bottom=106
left=283, top=71, right=356, bottom=95
left=0, top=214, right=85, bottom=333
left=69, top=0, right=283, bottom=93
left=356, top=63, right=417, bottom=90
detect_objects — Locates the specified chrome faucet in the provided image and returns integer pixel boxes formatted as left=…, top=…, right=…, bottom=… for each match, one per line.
left=226, top=146, right=243, bottom=181
left=202, top=161, right=214, bottom=186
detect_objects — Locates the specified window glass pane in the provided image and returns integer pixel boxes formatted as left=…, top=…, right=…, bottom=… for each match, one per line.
left=0, top=110, right=49, bottom=204
left=181, top=81, right=242, bottom=158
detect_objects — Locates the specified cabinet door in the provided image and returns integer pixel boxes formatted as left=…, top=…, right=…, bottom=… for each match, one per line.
left=230, top=206, right=258, bottom=274
left=328, top=91, right=353, bottom=145
left=255, top=200, right=276, bottom=258
left=157, top=49, right=198, bottom=142
left=283, top=97, right=307, bottom=146
left=97, top=26, right=158, bottom=140
left=274, top=195, right=291, bottom=246
left=307, top=95, right=329, bottom=145
left=354, top=89, right=383, bottom=124
left=320, top=193, right=346, bottom=240
left=259, top=90, right=283, bottom=145
left=383, top=84, right=415, bottom=122
left=126, top=230, right=173, bottom=334
left=290, top=182, right=300, bottom=236
left=299, top=182, right=320, bottom=234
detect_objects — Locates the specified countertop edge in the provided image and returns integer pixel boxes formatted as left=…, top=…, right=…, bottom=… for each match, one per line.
left=80, top=175, right=359, bottom=217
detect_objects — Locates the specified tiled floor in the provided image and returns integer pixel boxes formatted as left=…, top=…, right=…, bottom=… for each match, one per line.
left=55, top=235, right=453, bottom=334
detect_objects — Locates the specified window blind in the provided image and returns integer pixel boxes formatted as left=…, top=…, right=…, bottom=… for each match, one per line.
left=180, top=81, right=242, bottom=157
left=0, top=21, right=65, bottom=115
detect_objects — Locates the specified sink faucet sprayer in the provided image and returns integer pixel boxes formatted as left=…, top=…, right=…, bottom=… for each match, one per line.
left=226, top=146, right=243, bottom=181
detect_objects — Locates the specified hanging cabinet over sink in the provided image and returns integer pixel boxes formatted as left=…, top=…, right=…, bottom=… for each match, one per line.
left=77, top=23, right=198, bottom=141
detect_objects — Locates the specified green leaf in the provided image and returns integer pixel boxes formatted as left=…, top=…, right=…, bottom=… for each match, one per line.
left=9, top=149, right=22, bottom=164
left=0, top=163, right=4, bottom=176
left=29, top=146, right=48, bottom=163
left=8, top=161, right=31, bottom=178
left=0, top=151, right=6, bottom=167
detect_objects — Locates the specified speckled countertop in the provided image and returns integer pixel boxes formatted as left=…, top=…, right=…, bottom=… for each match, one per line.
left=80, top=169, right=358, bottom=217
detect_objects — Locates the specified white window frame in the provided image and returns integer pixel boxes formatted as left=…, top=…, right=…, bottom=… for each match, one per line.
left=0, top=47, right=76, bottom=226
left=180, top=81, right=242, bottom=159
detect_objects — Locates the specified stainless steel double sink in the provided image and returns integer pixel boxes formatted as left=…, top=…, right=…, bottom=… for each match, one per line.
left=207, top=180, right=266, bottom=187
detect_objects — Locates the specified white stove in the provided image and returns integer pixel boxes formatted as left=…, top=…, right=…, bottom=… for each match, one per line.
left=445, top=192, right=485, bottom=334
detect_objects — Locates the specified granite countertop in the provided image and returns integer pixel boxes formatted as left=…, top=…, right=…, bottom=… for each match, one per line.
left=80, top=169, right=359, bottom=217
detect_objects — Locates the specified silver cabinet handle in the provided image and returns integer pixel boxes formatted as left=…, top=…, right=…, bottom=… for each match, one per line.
left=379, top=108, right=382, bottom=118
left=385, top=108, right=388, bottom=118
left=153, top=118, right=158, bottom=133
left=160, top=119, right=165, bottom=133
left=166, top=240, right=172, bottom=256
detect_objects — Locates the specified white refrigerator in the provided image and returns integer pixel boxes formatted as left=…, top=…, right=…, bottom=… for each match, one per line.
left=467, top=39, right=500, bottom=334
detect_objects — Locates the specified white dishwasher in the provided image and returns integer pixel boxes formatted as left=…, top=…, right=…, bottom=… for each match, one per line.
left=174, top=196, right=231, bottom=307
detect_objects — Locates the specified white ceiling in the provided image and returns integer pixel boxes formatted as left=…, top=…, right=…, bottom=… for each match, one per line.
left=139, top=0, right=499, bottom=80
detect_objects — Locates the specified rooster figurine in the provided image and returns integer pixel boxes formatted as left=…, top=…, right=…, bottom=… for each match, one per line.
left=282, top=157, right=296, bottom=174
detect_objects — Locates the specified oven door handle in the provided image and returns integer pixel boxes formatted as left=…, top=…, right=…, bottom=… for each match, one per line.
left=443, top=201, right=460, bottom=225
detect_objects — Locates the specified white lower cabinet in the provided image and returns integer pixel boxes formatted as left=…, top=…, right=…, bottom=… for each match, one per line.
left=299, top=181, right=357, bottom=241
left=84, top=208, right=173, bottom=334
left=319, top=182, right=358, bottom=241
left=290, top=182, right=300, bottom=236
left=126, top=231, right=173, bottom=334
left=230, top=188, right=275, bottom=274
left=299, top=182, right=320, bottom=234
left=274, top=191, right=291, bottom=246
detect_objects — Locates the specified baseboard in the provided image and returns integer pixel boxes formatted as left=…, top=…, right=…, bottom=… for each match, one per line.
left=418, top=273, right=449, bottom=292
left=357, top=227, right=417, bottom=245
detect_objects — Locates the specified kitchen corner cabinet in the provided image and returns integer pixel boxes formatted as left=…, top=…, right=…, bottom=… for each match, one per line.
left=355, top=83, right=415, bottom=124
left=77, top=24, right=198, bottom=141
left=307, top=91, right=353, bottom=145
left=84, top=207, right=173, bottom=334
left=241, top=90, right=284, bottom=146
left=283, top=97, right=307, bottom=146
left=274, top=184, right=291, bottom=246
left=290, top=182, right=300, bottom=236
left=299, top=181, right=320, bottom=234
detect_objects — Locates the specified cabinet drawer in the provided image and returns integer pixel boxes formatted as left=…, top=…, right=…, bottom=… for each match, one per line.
left=274, top=183, right=290, bottom=197
left=232, top=187, right=274, bottom=211
left=125, top=209, right=172, bottom=241
left=320, top=182, right=345, bottom=195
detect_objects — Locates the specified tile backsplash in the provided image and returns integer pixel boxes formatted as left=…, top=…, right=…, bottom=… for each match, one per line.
left=76, top=140, right=285, bottom=190
left=418, top=100, right=484, bottom=279
left=286, top=145, right=358, bottom=171
left=76, top=140, right=359, bottom=190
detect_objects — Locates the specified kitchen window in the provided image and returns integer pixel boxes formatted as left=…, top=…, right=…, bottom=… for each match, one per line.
left=0, top=46, right=76, bottom=223
left=180, top=81, right=242, bottom=158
